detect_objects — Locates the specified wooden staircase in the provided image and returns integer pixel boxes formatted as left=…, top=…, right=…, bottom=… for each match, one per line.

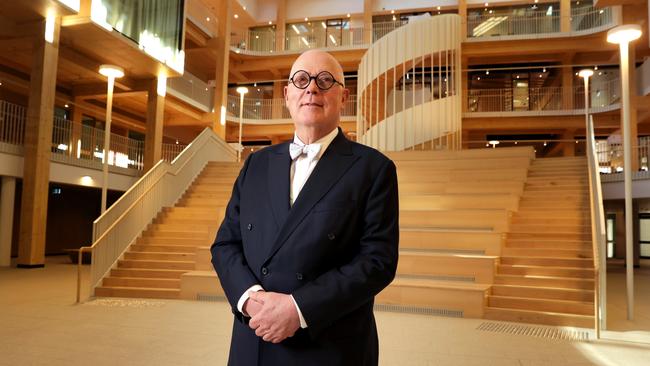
left=94, top=162, right=239, bottom=299
left=484, top=156, right=595, bottom=328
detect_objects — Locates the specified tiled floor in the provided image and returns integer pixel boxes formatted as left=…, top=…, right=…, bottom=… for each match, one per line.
left=0, top=256, right=649, bottom=366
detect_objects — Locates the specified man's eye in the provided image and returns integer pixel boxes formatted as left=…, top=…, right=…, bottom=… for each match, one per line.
left=295, top=76, right=309, bottom=85
left=318, top=75, right=333, bottom=83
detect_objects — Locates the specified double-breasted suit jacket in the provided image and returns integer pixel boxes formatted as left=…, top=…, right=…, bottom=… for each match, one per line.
left=210, top=129, right=399, bottom=366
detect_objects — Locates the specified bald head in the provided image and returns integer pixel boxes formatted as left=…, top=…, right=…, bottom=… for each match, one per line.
left=289, top=50, right=345, bottom=87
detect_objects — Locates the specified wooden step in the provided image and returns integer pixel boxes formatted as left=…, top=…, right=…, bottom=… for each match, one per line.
left=131, top=244, right=202, bottom=253
left=136, top=236, right=211, bottom=246
left=143, top=230, right=210, bottom=240
left=95, top=286, right=180, bottom=299
left=110, top=268, right=186, bottom=279
left=508, top=224, right=590, bottom=233
left=398, top=181, right=524, bottom=195
left=488, top=295, right=594, bottom=316
left=377, top=277, right=490, bottom=318
left=400, top=209, right=509, bottom=232
left=385, top=146, right=535, bottom=161
left=494, top=274, right=594, bottom=290
left=505, top=238, right=592, bottom=250
left=124, top=251, right=196, bottom=261
left=497, top=264, right=594, bottom=278
left=507, top=231, right=591, bottom=241
left=483, top=307, right=594, bottom=328
left=102, top=277, right=181, bottom=289
left=500, top=256, right=594, bottom=268
left=502, top=247, right=592, bottom=258
left=400, top=194, right=519, bottom=211
left=397, top=251, right=497, bottom=283
left=491, top=284, right=594, bottom=302
left=395, top=156, right=531, bottom=171
left=117, top=259, right=195, bottom=270
left=399, top=230, right=502, bottom=255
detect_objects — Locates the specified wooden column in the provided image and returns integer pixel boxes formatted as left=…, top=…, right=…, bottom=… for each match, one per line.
left=0, top=176, right=16, bottom=267
left=70, top=98, right=83, bottom=158
left=17, top=16, right=61, bottom=267
left=211, top=0, right=231, bottom=139
left=144, top=78, right=165, bottom=172
left=459, top=0, right=467, bottom=39
left=461, top=56, right=469, bottom=113
left=272, top=81, right=285, bottom=119
left=560, top=0, right=571, bottom=33
left=275, top=0, right=286, bottom=52
left=562, top=129, right=575, bottom=156
left=363, top=0, right=373, bottom=44
left=561, top=58, right=574, bottom=110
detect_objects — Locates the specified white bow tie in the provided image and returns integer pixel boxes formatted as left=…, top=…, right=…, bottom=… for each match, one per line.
left=289, top=143, right=321, bottom=161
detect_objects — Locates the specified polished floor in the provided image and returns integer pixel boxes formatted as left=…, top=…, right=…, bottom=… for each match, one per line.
left=0, top=256, right=649, bottom=366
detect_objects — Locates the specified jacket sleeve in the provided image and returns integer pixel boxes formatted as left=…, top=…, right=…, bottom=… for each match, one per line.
left=291, top=158, right=399, bottom=337
left=210, top=154, right=260, bottom=320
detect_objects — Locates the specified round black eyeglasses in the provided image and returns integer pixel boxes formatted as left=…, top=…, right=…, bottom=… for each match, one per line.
left=289, top=70, right=344, bottom=90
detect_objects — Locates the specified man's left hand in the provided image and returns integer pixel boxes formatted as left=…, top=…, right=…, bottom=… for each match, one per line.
left=248, top=291, right=300, bottom=343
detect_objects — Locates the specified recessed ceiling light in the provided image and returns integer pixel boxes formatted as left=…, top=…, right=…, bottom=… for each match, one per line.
left=391, top=10, right=395, bottom=14
left=304, top=17, right=308, bottom=21
left=234, top=14, right=239, bottom=19
left=243, top=6, right=246, bottom=10
left=269, top=21, right=272, bottom=25
left=206, top=17, right=210, bottom=22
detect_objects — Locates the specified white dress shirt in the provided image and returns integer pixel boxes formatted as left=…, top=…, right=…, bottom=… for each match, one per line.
left=237, top=127, right=340, bottom=329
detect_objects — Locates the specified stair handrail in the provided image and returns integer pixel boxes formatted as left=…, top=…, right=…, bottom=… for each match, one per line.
left=586, top=114, right=607, bottom=338
left=76, top=128, right=237, bottom=303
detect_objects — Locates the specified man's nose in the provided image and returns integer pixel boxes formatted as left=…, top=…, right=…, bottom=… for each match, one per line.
left=306, top=79, right=319, bottom=94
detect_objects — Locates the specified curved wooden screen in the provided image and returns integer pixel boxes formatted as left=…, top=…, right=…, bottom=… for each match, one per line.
left=356, top=14, right=462, bottom=151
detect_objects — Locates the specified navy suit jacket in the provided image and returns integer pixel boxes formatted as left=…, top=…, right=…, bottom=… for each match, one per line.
left=210, top=129, right=399, bottom=366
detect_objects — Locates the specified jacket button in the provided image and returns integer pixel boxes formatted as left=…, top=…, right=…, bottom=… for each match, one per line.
left=296, top=273, right=303, bottom=280
left=261, top=267, right=268, bottom=275
left=247, top=223, right=253, bottom=230
left=327, top=233, right=336, bottom=240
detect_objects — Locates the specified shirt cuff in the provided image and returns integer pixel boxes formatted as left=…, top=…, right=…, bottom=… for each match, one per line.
left=290, top=294, right=308, bottom=328
left=237, top=284, right=264, bottom=316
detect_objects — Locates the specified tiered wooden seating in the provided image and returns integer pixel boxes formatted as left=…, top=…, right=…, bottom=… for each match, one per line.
left=94, top=162, right=240, bottom=299
left=484, top=157, right=595, bottom=328
left=375, top=147, right=533, bottom=318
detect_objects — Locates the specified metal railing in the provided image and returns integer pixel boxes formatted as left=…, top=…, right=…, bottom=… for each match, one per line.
left=466, top=78, right=620, bottom=115
left=231, top=6, right=616, bottom=56
left=467, top=6, right=614, bottom=39
left=596, top=139, right=650, bottom=174
left=77, top=127, right=237, bottom=302
left=1, top=99, right=185, bottom=171
left=225, top=94, right=357, bottom=122
left=586, top=114, right=606, bottom=337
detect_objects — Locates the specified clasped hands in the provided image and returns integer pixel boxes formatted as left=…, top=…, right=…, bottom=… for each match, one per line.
left=244, top=290, right=301, bottom=344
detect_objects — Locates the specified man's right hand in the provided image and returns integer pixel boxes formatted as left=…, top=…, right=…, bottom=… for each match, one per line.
left=243, top=290, right=264, bottom=317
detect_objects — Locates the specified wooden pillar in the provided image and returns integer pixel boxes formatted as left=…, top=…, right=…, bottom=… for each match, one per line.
left=275, top=0, right=286, bottom=52
left=461, top=130, right=469, bottom=149
left=562, top=129, right=575, bottom=156
left=363, top=0, right=373, bottom=44
left=70, top=98, right=83, bottom=158
left=17, top=15, right=61, bottom=267
left=272, top=81, right=285, bottom=119
left=461, top=56, right=468, bottom=113
left=211, top=0, right=231, bottom=139
left=560, top=0, right=571, bottom=33
left=561, top=59, right=574, bottom=110
left=459, top=0, right=467, bottom=39
left=144, top=78, right=165, bottom=172
left=0, top=176, right=16, bottom=267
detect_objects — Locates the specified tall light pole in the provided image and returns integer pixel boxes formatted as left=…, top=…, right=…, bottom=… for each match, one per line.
left=607, top=24, right=642, bottom=320
left=578, top=69, right=593, bottom=129
left=98, top=65, right=124, bottom=214
left=236, top=86, right=248, bottom=163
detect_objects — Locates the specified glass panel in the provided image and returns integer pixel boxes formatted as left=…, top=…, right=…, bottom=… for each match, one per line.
left=607, top=243, right=614, bottom=258
left=91, top=0, right=185, bottom=72
left=249, top=26, right=276, bottom=52
left=641, top=243, right=650, bottom=258
left=512, top=77, right=529, bottom=111
left=606, top=217, right=614, bottom=241
left=639, top=218, right=650, bottom=241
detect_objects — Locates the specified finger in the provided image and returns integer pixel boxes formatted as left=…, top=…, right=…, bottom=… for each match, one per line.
left=255, top=327, right=266, bottom=337
left=249, top=317, right=260, bottom=329
left=263, top=333, right=273, bottom=342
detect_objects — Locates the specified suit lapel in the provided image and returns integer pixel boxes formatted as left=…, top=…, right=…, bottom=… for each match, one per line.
left=264, top=130, right=359, bottom=263
left=267, top=143, right=291, bottom=229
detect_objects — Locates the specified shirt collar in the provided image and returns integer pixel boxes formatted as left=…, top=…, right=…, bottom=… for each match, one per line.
left=292, top=127, right=339, bottom=161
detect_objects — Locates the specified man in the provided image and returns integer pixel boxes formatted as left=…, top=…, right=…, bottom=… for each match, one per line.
left=210, top=49, right=399, bottom=366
